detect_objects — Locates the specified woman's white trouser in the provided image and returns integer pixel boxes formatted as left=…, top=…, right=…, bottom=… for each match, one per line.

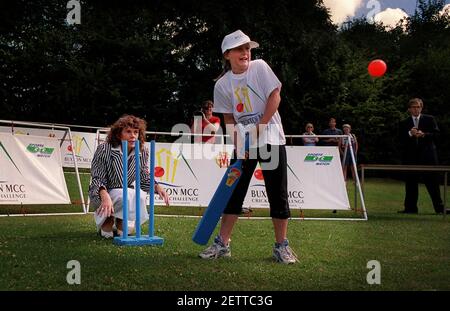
left=94, top=188, right=149, bottom=230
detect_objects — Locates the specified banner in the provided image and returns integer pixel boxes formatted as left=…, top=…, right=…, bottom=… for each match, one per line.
left=153, top=143, right=349, bottom=210
left=0, top=133, right=70, bottom=205
left=153, top=143, right=234, bottom=207
left=0, top=126, right=98, bottom=168
left=61, top=132, right=97, bottom=168
left=243, top=146, right=350, bottom=210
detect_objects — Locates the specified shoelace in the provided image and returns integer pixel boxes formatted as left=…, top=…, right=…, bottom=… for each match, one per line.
left=210, top=244, right=226, bottom=258
left=283, top=246, right=299, bottom=263
left=207, top=243, right=222, bottom=254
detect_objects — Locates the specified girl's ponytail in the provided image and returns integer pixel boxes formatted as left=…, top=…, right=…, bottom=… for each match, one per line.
left=214, top=58, right=231, bottom=81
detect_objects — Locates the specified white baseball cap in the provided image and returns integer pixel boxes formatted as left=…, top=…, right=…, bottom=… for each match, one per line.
left=221, top=30, right=259, bottom=54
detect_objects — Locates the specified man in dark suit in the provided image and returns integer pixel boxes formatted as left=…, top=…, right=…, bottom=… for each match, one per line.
left=398, top=98, right=447, bottom=214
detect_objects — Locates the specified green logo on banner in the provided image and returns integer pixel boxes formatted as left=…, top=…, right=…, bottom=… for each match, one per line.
left=319, top=155, right=333, bottom=162
left=304, top=155, right=318, bottom=162
left=27, top=144, right=54, bottom=155
left=304, top=155, right=333, bottom=162
left=304, top=153, right=333, bottom=164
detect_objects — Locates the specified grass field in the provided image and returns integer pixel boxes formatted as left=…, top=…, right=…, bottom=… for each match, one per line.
left=0, top=176, right=449, bottom=291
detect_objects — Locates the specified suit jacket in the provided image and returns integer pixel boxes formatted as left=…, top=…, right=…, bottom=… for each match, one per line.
left=399, top=114, right=440, bottom=165
left=88, top=142, right=151, bottom=208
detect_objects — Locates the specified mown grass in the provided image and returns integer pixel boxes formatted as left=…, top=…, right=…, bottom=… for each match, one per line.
left=0, top=178, right=448, bottom=290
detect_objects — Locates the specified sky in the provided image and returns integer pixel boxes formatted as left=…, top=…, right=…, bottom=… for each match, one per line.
left=323, top=0, right=450, bottom=27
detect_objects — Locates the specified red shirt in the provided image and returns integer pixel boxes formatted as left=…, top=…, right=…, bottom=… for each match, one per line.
left=192, top=116, right=221, bottom=143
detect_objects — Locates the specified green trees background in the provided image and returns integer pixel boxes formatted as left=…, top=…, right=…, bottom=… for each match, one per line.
left=1, top=0, right=449, bottom=164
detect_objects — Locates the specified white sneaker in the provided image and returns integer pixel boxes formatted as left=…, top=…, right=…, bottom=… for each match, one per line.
left=273, top=239, right=299, bottom=264
left=199, top=236, right=231, bottom=259
left=100, top=229, right=114, bottom=239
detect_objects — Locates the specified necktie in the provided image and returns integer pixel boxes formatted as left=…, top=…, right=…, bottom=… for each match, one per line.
left=414, top=117, right=419, bottom=128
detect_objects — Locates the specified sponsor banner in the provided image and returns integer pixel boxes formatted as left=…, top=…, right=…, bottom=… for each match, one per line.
left=61, top=132, right=97, bottom=168
left=0, top=133, right=70, bottom=205
left=244, top=146, right=350, bottom=210
left=153, top=142, right=234, bottom=206
left=151, top=143, right=349, bottom=210
left=0, top=127, right=99, bottom=168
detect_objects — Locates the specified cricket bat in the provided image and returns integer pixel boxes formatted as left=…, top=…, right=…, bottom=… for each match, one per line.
left=192, top=134, right=249, bottom=245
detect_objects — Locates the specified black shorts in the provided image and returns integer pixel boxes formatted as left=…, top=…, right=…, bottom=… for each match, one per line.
left=223, top=144, right=290, bottom=219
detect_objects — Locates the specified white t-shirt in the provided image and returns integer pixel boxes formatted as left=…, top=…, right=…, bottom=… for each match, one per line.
left=213, top=59, right=286, bottom=146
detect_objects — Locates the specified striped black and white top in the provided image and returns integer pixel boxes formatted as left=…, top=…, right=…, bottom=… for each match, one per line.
left=88, top=142, right=154, bottom=208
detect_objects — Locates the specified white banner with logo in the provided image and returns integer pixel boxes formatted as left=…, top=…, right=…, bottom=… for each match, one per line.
left=0, top=133, right=70, bottom=205
left=61, top=132, right=97, bottom=168
left=153, top=143, right=349, bottom=210
left=243, top=146, right=350, bottom=210
left=153, top=143, right=234, bottom=206
left=0, top=126, right=97, bottom=169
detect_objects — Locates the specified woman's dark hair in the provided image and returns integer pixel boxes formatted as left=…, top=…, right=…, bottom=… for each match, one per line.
left=202, top=100, right=214, bottom=111
left=107, top=115, right=147, bottom=151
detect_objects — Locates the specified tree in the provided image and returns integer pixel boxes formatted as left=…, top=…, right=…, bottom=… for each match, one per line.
left=1, top=0, right=448, bottom=163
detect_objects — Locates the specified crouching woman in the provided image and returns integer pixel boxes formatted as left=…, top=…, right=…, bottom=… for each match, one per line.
left=89, top=115, right=169, bottom=238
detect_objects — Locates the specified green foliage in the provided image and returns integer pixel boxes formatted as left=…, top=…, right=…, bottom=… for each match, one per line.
left=0, top=0, right=449, bottom=163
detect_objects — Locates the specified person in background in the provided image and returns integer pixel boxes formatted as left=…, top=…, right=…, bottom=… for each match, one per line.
left=321, top=117, right=342, bottom=147
left=398, top=98, right=448, bottom=215
left=302, top=123, right=319, bottom=146
left=339, top=124, right=358, bottom=182
left=191, top=100, right=221, bottom=144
